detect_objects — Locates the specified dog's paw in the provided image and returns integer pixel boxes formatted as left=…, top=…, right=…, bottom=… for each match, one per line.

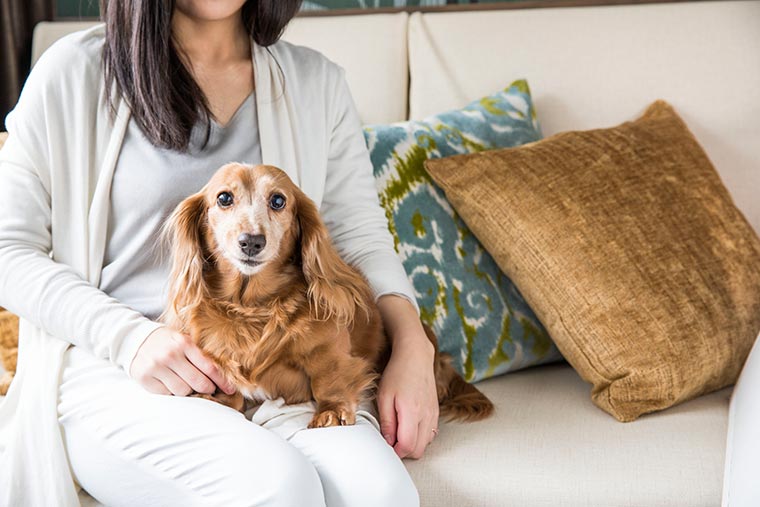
left=308, top=407, right=356, bottom=428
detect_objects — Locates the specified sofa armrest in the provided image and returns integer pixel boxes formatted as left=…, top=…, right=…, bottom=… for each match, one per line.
left=723, top=331, right=760, bottom=506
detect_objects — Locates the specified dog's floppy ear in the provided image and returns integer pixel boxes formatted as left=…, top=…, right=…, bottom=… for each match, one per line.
left=162, top=191, right=209, bottom=327
left=296, top=190, right=371, bottom=326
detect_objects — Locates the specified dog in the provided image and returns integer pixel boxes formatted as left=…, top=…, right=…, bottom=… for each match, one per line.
left=162, top=163, right=493, bottom=428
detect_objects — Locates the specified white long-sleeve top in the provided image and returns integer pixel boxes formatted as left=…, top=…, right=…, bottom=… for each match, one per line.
left=0, top=25, right=417, bottom=507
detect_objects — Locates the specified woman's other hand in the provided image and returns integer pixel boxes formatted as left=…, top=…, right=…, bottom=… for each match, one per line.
left=376, top=296, right=440, bottom=460
left=129, top=326, right=236, bottom=396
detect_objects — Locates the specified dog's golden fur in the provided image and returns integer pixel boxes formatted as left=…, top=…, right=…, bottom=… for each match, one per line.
left=163, top=163, right=493, bottom=427
left=0, top=309, right=19, bottom=396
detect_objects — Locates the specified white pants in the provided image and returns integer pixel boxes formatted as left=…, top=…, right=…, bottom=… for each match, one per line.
left=57, top=346, right=419, bottom=507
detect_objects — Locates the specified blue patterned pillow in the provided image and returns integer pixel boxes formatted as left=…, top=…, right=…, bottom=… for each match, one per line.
left=363, top=80, right=561, bottom=382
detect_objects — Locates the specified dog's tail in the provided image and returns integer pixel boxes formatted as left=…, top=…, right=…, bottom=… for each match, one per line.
left=435, top=352, right=494, bottom=422
left=423, top=325, right=494, bottom=422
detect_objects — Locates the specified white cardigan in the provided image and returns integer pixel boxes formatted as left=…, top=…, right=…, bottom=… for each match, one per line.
left=0, top=25, right=416, bottom=506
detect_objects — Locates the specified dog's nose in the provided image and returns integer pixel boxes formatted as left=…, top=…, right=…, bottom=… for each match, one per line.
left=238, top=233, right=266, bottom=257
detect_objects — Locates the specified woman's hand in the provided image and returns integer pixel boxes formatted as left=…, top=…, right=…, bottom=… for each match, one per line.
left=376, top=296, right=440, bottom=460
left=129, top=326, right=236, bottom=397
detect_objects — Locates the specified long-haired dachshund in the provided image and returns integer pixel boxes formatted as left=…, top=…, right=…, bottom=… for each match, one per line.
left=162, top=163, right=493, bottom=428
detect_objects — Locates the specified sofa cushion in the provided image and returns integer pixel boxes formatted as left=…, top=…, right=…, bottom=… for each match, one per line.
left=425, top=101, right=760, bottom=421
left=407, top=1, right=760, bottom=233
left=364, top=81, right=560, bottom=382
left=408, top=363, right=729, bottom=507
left=5, top=362, right=730, bottom=507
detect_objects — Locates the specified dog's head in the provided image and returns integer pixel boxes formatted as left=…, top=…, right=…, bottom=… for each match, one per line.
left=191, top=163, right=301, bottom=276
left=164, top=163, right=369, bottom=324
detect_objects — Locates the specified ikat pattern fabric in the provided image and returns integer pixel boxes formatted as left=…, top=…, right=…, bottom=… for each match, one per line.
left=363, top=80, right=560, bottom=382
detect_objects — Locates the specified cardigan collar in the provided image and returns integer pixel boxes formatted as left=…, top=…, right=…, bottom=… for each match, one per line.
left=253, top=42, right=300, bottom=183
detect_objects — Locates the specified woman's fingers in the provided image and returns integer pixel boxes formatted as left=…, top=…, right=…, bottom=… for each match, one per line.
left=378, top=392, right=398, bottom=446
left=131, top=327, right=236, bottom=397
left=155, top=368, right=193, bottom=397
left=169, top=357, right=217, bottom=395
left=412, top=416, right=435, bottom=459
left=183, top=341, right=236, bottom=395
left=141, top=376, right=171, bottom=396
left=395, top=399, right=438, bottom=460
left=393, top=403, right=419, bottom=459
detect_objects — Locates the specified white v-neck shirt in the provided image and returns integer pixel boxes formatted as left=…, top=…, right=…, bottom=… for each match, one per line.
left=100, top=94, right=260, bottom=320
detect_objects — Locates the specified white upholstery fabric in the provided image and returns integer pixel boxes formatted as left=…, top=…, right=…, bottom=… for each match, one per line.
left=407, top=1, right=760, bottom=233
left=284, top=13, right=409, bottom=124
left=31, top=22, right=97, bottom=65
left=723, top=333, right=760, bottom=506
left=408, top=364, right=730, bottom=507
left=32, top=13, right=410, bottom=126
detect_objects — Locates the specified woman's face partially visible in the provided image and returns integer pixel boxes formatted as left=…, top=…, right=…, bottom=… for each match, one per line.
left=174, top=0, right=248, bottom=21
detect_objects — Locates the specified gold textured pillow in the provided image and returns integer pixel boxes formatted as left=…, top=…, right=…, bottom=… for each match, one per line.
left=424, top=101, right=760, bottom=422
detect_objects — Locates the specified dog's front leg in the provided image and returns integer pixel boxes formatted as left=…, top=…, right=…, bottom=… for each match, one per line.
left=186, top=325, right=246, bottom=413
left=303, top=342, right=376, bottom=429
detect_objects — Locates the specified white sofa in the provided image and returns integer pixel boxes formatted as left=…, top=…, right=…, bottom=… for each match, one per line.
left=15, top=1, right=760, bottom=505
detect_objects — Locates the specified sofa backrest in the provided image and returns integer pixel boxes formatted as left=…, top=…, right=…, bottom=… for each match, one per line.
left=284, top=13, right=409, bottom=125
left=32, top=13, right=410, bottom=126
left=407, top=0, right=760, bottom=233
left=31, top=1, right=760, bottom=232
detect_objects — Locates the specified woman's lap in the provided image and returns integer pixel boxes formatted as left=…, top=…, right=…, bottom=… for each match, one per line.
left=58, top=346, right=418, bottom=507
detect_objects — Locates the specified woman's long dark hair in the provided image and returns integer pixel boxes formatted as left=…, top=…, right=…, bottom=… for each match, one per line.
left=101, top=0, right=302, bottom=151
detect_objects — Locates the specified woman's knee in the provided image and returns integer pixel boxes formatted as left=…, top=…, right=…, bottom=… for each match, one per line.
left=215, top=434, right=325, bottom=507
left=319, top=450, right=418, bottom=507
left=289, top=421, right=419, bottom=507
left=346, top=466, right=419, bottom=507
left=262, top=448, right=325, bottom=507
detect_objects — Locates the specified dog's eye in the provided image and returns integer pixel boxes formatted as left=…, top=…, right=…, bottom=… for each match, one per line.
left=269, top=194, right=286, bottom=210
left=217, top=192, right=234, bottom=208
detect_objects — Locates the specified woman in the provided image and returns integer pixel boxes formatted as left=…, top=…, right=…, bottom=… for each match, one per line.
left=0, top=1, right=438, bottom=505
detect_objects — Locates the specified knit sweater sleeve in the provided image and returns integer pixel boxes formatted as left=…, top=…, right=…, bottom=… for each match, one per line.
left=0, top=32, right=162, bottom=374
left=319, top=67, right=419, bottom=314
